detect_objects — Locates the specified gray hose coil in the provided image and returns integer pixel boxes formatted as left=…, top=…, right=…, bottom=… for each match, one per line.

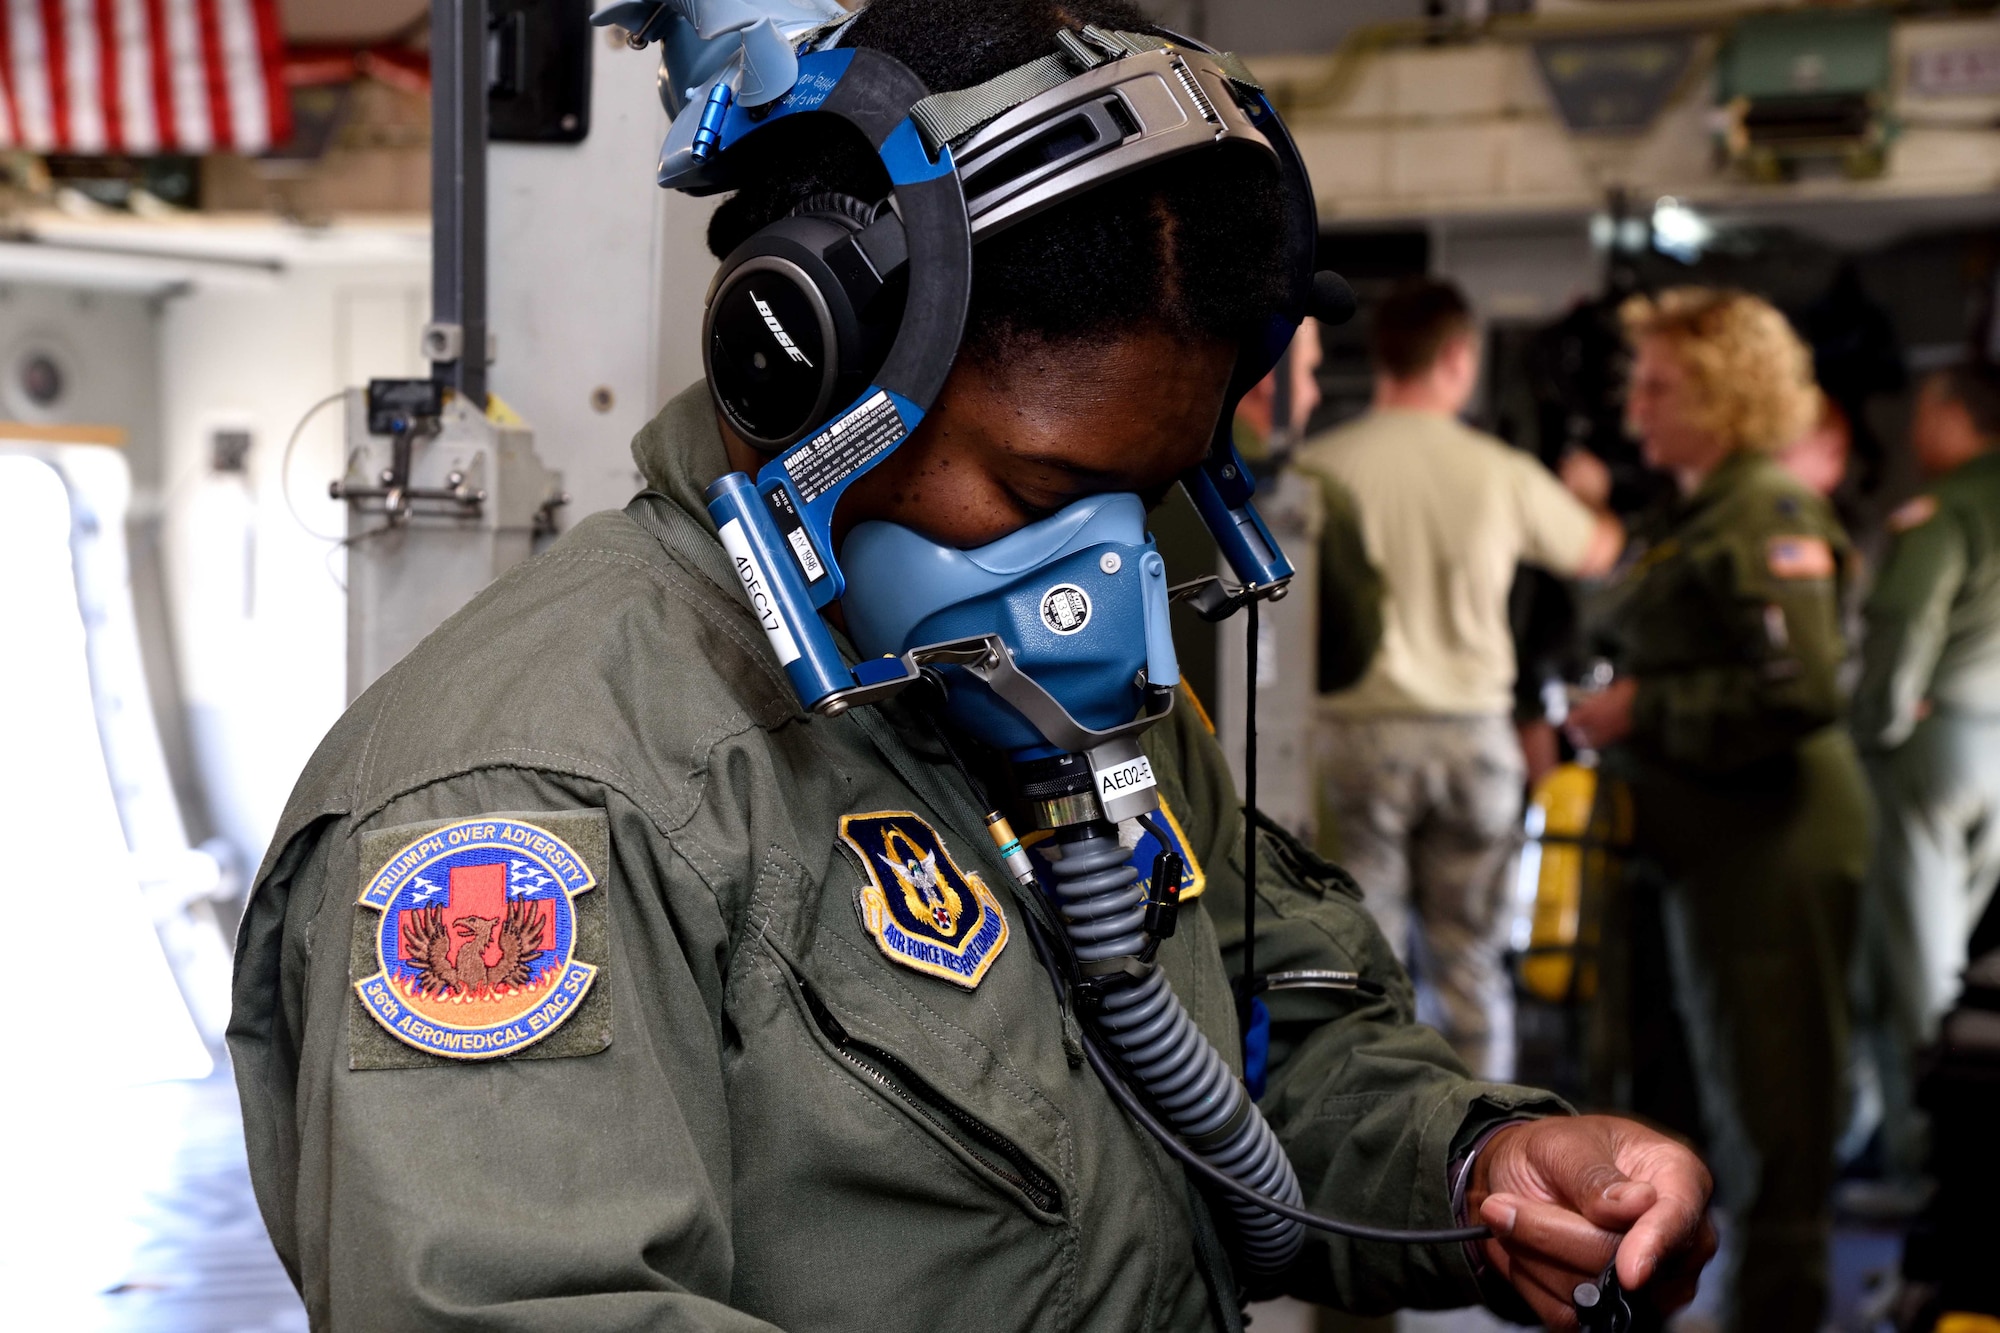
left=1046, top=825, right=1306, bottom=1280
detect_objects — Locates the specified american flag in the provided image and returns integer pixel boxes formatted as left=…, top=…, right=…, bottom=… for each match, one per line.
left=0, top=0, right=290, bottom=154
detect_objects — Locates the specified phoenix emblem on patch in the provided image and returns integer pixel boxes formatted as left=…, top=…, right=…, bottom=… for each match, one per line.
left=840, top=812, right=1008, bottom=988
left=353, top=817, right=600, bottom=1060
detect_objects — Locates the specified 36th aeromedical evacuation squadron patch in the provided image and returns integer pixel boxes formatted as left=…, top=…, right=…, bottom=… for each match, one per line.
left=353, top=817, right=600, bottom=1060
left=841, top=812, right=1009, bottom=989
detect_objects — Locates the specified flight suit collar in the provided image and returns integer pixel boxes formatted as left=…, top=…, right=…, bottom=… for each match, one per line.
left=1946, top=449, right=2000, bottom=486
left=630, top=379, right=732, bottom=536
left=1686, top=447, right=1766, bottom=509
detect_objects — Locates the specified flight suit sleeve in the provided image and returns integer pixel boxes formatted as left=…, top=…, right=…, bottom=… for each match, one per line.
left=1853, top=505, right=1967, bottom=750
left=228, top=767, right=783, bottom=1333
left=1313, top=469, right=1386, bottom=694
left=1154, top=702, right=1569, bottom=1314
left=1628, top=523, right=1851, bottom=774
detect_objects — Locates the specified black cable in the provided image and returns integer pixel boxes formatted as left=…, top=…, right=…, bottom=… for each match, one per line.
left=1017, top=909, right=1491, bottom=1246
left=1241, top=596, right=1259, bottom=1034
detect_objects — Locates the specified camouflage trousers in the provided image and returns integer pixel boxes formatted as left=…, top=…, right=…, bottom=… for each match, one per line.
left=1314, top=713, right=1525, bottom=1080
left=1855, top=710, right=2000, bottom=1178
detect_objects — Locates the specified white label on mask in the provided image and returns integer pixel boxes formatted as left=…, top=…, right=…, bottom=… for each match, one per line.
left=1095, top=755, right=1157, bottom=801
left=1040, top=583, right=1092, bottom=635
left=719, top=519, right=801, bottom=665
left=785, top=525, right=825, bottom=581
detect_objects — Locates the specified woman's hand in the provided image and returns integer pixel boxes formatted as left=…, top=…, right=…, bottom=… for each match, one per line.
left=1473, top=1116, right=1716, bottom=1331
left=1563, top=677, right=1637, bottom=750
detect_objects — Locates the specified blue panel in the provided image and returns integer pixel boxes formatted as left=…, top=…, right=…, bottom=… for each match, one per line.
left=706, top=471, right=856, bottom=708
left=1185, top=468, right=1296, bottom=592
left=711, top=49, right=856, bottom=155
left=852, top=656, right=909, bottom=686
left=880, top=117, right=955, bottom=184
left=1139, top=550, right=1179, bottom=688
left=754, top=383, right=929, bottom=609
left=1244, top=997, right=1271, bottom=1100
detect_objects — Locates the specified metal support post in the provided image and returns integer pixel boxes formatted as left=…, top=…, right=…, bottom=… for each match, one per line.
left=429, top=0, right=489, bottom=408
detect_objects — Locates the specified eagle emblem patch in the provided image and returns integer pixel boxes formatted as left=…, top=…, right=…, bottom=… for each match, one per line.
left=840, top=812, right=1008, bottom=988
left=353, top=817, right=600, bottom=1060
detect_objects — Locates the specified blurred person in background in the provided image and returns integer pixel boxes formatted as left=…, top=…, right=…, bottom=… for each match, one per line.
left=1234, top=317, right=1387, bottom=703
left=1296, top=279, right=1623, bottom=1080
left=1849, top=360, right=2000, bottom=1185
left=1566, top=288, right=1870, bottom=1333
left=1779, top=395, right=1853, bottom=500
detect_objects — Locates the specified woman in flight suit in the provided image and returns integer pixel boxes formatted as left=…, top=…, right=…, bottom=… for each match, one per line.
left=1565, top=289, right=1869, bottom=1333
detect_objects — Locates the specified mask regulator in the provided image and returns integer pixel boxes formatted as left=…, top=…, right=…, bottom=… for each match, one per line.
left=594, top=0, right=1488, bottom=1285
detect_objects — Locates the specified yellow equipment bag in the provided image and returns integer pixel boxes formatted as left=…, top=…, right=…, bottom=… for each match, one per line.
left=1517, top=762, right=1633, bottom=1004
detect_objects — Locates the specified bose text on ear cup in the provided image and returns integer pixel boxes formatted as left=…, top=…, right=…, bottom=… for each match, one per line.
left=704, top=195, right=910, bottom=451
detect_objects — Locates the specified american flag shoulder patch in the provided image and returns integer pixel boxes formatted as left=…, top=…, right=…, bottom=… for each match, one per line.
left=1765, top=535, right=1836, bottom=580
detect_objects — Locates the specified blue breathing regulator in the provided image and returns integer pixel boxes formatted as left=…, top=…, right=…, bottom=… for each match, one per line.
left=589, top=1, right=1481, bottom=1289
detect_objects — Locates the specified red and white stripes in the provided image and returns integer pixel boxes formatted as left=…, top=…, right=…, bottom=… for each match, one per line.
left=0, top=0, right=288, bottom=153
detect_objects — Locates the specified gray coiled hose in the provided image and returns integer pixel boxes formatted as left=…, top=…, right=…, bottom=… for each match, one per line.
left=1045, top=823, right=1306, bottom=1280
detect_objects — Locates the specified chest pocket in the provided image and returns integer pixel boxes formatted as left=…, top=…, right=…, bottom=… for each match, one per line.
left=759, top=810, right=1077, bottom=1225
left=1615, top=539, right=1747, bottom=673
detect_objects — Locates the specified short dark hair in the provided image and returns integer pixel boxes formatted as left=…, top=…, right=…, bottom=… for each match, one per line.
left=703, top=0, right=1289, bottom=359
left=1932, top=360, right=2000, bottom=440
left=1370, top=279, right=1474, bottom=380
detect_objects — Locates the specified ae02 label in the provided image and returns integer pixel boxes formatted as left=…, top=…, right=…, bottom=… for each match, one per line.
left=1040, top=584, right=1092, bottom=635
left=1095, top=754, right=1157, bottom=800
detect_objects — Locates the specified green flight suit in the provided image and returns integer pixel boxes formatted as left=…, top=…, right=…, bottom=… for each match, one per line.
left=228, top=382, right=1565, bottom=1332
left=1850, top=451, right=2000, bottom=1178
left=1593, top=451, right=1869, bottom=1333
left=1311, top=468, right=1386, bottom=697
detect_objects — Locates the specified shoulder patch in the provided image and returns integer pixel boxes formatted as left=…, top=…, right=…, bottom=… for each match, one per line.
left=841, top=812, right=1009, bottom=988
left=1889, top=494, right=1939, bottom=535
left=1765, top=534, right=1836, bottom=580
left=350, top=813, right=610, bottom=1066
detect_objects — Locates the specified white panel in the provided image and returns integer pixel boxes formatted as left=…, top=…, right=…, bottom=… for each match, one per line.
left=336, top=284, right=426, bottom=385
left=487, top=31, right=720, bottom=526
left=157, top=230, right=427, bottom=873
left=0, top=454, right=212, bottom=1086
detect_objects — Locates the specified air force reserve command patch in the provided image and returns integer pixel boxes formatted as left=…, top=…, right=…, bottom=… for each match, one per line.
left=840, top=812, right=1008, bottom=988
left=349, top=812, right=613, bottom=1067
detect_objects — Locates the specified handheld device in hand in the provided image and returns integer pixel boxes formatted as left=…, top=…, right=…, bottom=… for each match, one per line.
left=1574, top=1262, right=1663, bottom=1333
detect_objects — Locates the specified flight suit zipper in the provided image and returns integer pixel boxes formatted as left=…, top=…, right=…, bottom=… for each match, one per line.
left=798, top=981, right=1064, bottom=1217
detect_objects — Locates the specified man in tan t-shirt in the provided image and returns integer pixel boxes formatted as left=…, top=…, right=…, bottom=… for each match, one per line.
left=1295, top=280, right=1622, bottom=1079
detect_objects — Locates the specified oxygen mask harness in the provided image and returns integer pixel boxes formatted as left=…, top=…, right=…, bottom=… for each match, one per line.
left=595, top=0, right=1488, bottom=1285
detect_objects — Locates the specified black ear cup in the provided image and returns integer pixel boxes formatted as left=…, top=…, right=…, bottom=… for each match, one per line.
left=704, top=194, right=908, bottom=451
